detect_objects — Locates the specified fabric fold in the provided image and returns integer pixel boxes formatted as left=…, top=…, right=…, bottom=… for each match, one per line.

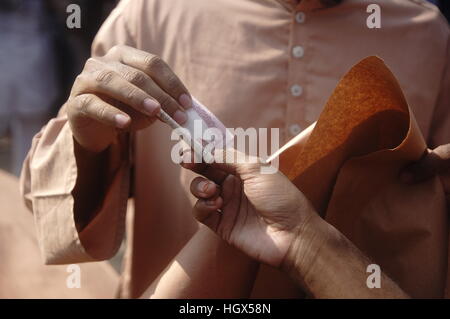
left=20, top=117, right=130, bottom=264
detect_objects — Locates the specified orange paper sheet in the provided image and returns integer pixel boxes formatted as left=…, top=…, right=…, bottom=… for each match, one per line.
left=276, top=56, right=448, bottom=298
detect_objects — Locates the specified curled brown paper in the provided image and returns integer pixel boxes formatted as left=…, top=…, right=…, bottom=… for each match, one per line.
left=277, top=56, right=448, bottom=298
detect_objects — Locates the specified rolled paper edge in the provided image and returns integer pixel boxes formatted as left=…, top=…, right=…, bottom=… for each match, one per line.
left=184, top=97, right=234, bottom=149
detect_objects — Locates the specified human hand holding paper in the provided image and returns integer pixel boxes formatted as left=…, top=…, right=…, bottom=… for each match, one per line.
left=153, top=56, right=446, bottom=299
left=185, top=149, right=408, bottom=298
left=278, top=56, right=448, bottom=298
left=66, top=45, right=191, bottom=153
left=179, top=56, right=448, bottom=298
left=183, top=149, right=315, bottom=268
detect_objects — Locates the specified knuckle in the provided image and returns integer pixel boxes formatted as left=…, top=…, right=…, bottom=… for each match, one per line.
left=166, top=74, right=181, bottom=92
left=85, top=57, right=98, bottom=69
left=66, top=101, right=76, bottom=119
left=73, top=74, right=85, bottom=90
left=158, top=94, right=173, bottom=110
left=124, top=70, right=147, bottom=86
left=125, top=88, right=139, bottom=101
left=94, top=70, right=115, bottom=85
left=144, top=54, right=164, bottom=72
left=96, top=104, right=108, bottom=120
left=74, top=74, right=84, bottom=83
left=108, top=44, right=124, bottom=56
left=74, top=94, right=93, bottom=114
left=75, top=72, right=91, bottom=87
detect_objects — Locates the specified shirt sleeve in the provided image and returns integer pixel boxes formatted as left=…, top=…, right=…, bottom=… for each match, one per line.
left=19, top=0, right=140, bottom=264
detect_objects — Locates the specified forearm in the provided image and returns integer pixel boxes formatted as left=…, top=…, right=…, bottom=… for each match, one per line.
left=283, top=214, right=409, bottom=299
left=143, top=225, right=259, bottom=299
left=72, top=133, right=129, bottom=231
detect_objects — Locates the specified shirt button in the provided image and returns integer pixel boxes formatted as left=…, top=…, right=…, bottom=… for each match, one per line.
left=292, top=46, right=304, bottom=58
left=295, top=12, right=306, bottom=24
left=289, top=124, right=302, bottom=136
left=290, top=84, right=303, bottom=97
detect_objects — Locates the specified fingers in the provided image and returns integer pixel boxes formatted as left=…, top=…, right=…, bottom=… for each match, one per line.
left=209, top=148, right=263, bottom=178
left=181, top=148, right=263, bottom=184
left=401, top=145, right=450, bottom=183
left=190, top=176, right=220, bottom=199
left=181, top=150, right=229, bottom=184
left=68, top=93, right=131, bottom=129
left=191, top=175, right=241, bottom=234
left=215, top=175, right=242, bottom=237
left=67, top=46, right=192, bottom=153
left=202, top=148, right=262, bottom=178
left=190, top=176, right=223, bottom=228
left=109, top=61, right=188, bottom=123
left=107, top=45, right=192, bottom=109
left=192, top=197, right=223, bottom=224
left=75, top=67, right=162, bottom=117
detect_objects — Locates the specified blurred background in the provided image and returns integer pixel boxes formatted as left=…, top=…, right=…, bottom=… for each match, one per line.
left=0, top=0, right=118, bottom=176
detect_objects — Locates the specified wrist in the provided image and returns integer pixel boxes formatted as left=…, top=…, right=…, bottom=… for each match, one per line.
left=280, top=212, right=331, bottom=289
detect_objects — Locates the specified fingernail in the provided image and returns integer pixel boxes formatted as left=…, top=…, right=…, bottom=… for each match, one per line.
left=173, top=110, right=188, bottom=124
left=143, top=98, right=160, bottom=115
left=115, top=114, right=130, bottom=128
left=198, top=181, right=210, bottom=193
left=179, top=94, right=192, bottom=109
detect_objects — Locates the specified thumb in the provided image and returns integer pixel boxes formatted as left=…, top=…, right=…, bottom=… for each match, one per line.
left=208, top=148, right=263, bottom=178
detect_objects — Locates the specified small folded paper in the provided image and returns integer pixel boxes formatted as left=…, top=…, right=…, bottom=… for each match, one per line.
left=275, top=56, right=448, bottom=298
left=174, top=97, right=234, bottom=162
left=182, top=97, right=234, bottom=148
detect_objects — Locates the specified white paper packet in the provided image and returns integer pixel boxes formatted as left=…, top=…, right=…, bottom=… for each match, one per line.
left=158, top=97, right=234, bottom=162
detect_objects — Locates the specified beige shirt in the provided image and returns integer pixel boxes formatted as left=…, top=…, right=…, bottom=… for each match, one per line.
left=21, top=0, right=450, bottom=298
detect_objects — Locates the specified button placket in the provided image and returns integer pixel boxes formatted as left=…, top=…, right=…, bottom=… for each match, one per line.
left=286, top=11, right=307, bottom=138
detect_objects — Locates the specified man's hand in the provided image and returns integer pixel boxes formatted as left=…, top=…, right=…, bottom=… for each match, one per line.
left=66, top=45, right=192, bottom=152
left=183, top=150, right=409, bottom=298
left=183, top=149, right=317, bottom=268
left=401, top=144, right=450, bottom=195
